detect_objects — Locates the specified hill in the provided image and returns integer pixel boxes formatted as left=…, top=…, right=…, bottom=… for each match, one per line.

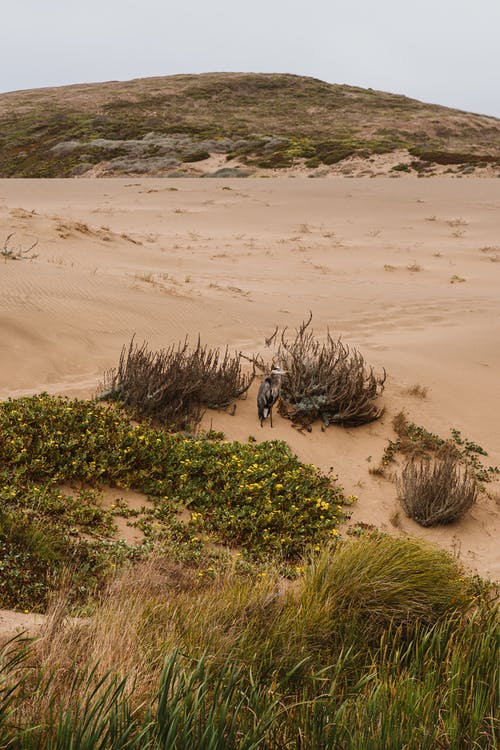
left=1, top=72, right=500, bottom=177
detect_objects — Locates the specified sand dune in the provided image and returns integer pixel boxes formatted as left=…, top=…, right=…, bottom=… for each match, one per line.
left=0, top=177, right=499, bottom=580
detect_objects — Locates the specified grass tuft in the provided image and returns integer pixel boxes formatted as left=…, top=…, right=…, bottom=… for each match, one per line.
left=397, top=454, right=478, bottom=526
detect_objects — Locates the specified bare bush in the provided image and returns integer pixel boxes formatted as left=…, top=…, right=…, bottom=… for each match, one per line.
left=98, top=337, right=254, bottom=430
left=397, top=454, right=478, bottom=527
left=272, top=313, right=386, bottom=427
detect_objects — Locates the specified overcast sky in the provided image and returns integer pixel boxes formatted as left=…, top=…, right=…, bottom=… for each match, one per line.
left=1, top=0, right=499, bottom=118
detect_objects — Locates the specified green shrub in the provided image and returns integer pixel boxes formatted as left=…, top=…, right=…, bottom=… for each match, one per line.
left=409, top=148, right=498, bottom=165
left=312, top=139, right=356, bottom=164
left=181, top=150, right=210, bottom=162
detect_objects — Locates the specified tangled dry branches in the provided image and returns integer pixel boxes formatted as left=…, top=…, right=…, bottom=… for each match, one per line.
left=397, top=454, right=478, bottom=526
left=98, top=337, right=255, bottom=430
left=274, top=313, right=386, bottom=427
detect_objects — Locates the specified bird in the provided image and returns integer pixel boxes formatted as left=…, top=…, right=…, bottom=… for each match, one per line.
left=257, top=366, right=286, bottom=427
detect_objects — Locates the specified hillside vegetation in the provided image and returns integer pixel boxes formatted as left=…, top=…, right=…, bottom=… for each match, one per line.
left=1, top=72, right=500, bottom=176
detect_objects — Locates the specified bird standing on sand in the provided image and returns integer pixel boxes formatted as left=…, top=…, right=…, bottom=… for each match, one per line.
left=257, top=366, right=286, bottom=427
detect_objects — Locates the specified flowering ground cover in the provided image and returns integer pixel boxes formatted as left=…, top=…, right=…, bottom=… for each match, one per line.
left=0, top=394, right=351, bottom=610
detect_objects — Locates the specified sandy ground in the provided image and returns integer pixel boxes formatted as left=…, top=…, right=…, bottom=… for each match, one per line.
left=1, top=177, right=499, bottom=634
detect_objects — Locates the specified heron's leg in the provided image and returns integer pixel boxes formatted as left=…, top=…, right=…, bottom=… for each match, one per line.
left=270, top=407, right=273, bottom=428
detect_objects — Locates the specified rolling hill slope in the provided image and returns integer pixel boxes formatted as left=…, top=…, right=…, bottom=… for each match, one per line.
left=1, top=72, right=500, bottom=177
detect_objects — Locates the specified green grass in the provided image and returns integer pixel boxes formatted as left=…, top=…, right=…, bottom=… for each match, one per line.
left=0, top=537, right=497, bottom=748
left=0, top=387, right=497, bottom=746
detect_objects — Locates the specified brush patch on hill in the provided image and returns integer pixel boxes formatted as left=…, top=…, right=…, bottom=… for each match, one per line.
left=1, top=73, right=499, bottom=177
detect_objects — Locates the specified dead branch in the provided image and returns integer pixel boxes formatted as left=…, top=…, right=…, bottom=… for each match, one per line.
left=264, top=326, right=279, bottom=348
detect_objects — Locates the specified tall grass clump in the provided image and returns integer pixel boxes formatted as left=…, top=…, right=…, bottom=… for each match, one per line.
left=294, top=534, right=474, bottom=652
left=269, top=314, right=386, bottom=428
left=32, top=536, right=476, bottom=699
left=99, top=337, right=255, bottom=430
left=398, top=454, right=478, bottom=526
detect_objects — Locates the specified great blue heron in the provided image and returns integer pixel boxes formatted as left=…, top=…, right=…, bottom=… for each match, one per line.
left=257, top=366, right=286, bottom=427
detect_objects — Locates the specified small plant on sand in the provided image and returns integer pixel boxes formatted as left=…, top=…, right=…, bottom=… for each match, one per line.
left=1, top=233, right=39, bottom=261
left=266, top=313, right=386, bottom=428
left=372, top=412, right=499, bottom=484
left=407, top=261, right=422, bottom=272
left=99, top=337, right=255, bottom=430
left=404, top=383, right=428, bottom=399
left=397, top=454, right=478, bottom=526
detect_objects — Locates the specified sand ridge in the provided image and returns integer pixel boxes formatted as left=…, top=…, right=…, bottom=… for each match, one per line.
left=0, top=177, right=499, bottom=584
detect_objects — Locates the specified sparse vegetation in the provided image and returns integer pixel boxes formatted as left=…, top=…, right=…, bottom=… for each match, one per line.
left=405, top=383, right=428, bottom=398
left=407, top=261, right=422, bottom=272
left=397, top=454, right=478, bottom=526
left=372, top=411, right=499, bottom=484
left=1, top=233, right=39, bottom=261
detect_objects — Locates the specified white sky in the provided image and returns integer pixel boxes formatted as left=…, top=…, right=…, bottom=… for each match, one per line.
left=1, top=0, right=499, bottom=118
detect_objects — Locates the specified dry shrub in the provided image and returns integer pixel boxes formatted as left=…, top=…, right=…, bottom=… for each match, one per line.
left=397, top=454, right=478, bottom=527
left=99, top=337, right=254, bottom=430
left=404, top=383, right=428, bottom=399
left=273, top=314, right=386, bottom=427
